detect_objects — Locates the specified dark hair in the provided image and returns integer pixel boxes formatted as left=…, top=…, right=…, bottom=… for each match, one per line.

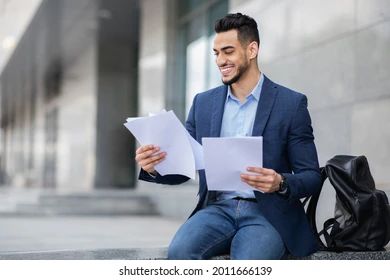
left=214, top=13, right=260, bottom=46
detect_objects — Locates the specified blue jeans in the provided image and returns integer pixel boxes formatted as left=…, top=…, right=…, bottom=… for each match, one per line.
left=168, top=198, right=285, bottom=260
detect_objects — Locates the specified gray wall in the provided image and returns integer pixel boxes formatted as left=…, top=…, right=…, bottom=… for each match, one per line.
left=230, top=0, right=390, bottom=189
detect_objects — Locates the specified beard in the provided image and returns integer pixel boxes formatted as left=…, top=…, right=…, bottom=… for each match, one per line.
left=221, top=61, right=250, bottom=86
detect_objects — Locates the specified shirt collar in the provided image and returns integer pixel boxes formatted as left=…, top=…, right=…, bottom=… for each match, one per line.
left=226, top=73, right=264, bottom=103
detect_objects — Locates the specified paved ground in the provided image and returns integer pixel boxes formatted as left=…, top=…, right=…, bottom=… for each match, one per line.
left=0, top=215, right=182, bottom=253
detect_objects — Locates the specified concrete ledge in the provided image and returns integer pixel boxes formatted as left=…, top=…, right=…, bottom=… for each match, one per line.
left=290, top=250, right=390, bottom=260
left=212, top=250, right=390, bottom=260
left=0, top=247, right=389, bottom=260
left=0, top=190, right=159, bottom=216
left=0, top=247, right=168, bottom=260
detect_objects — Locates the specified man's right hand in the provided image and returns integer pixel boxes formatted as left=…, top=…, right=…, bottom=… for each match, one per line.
left=135, top=144, right=166, bottom=174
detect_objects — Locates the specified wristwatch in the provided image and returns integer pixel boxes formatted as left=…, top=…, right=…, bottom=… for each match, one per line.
left=278, top=174, right=289, bottom=196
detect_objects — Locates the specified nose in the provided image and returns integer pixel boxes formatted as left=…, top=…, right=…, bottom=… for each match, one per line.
left=216, top=53, right=226, bottom=67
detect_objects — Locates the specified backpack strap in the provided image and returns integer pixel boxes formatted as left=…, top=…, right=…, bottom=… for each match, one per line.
left=306, top=167, right=328, bottom=250
left=306, top=168, right=345, bottom=251
left=318, top=218, right=341, bottom=251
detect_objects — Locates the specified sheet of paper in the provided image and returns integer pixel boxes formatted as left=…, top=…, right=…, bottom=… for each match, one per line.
left=146, top=110, right=204, bottom=170
left=126, top=110, right=204, bottom=171
left=185, top=130, right=204, bottom=170
left=202, top=137, right=263, bottom=192
left=124, top=110, right=196, bottom=179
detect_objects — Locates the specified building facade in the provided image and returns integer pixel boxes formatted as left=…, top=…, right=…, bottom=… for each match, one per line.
left=0, top=0, right=139, bottom=190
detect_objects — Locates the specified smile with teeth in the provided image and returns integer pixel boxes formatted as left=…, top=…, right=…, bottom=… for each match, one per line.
left=220, top=65, right=234, bottom=76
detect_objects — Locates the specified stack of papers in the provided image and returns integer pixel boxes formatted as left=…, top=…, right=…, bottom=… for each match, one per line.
left=124, top=110, right=263, bottom=192
left=124, top=110, right=203, bottom=180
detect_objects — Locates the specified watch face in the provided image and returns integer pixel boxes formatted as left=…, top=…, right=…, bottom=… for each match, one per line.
left=278, top=175, right=290, bottom=196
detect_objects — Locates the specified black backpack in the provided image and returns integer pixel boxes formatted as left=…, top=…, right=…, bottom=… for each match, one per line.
left=306, top=155, right=390, bottom=251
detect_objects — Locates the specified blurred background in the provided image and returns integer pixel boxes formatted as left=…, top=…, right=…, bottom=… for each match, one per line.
left=0, top=0, right=389, bottom=256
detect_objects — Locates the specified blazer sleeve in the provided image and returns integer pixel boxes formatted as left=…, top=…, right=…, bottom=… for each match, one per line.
left=138, top=94, right=199, bottom=186
left=138, top=168, right=190, bottom=185
left=185, top=93, right=197, bottom=139
left=282, top=95, right=322, bottom=199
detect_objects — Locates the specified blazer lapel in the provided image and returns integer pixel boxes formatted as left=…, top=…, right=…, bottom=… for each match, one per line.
left=252, top=75, right=278, bottom=136
left=210, top=86, right=228, bottom=137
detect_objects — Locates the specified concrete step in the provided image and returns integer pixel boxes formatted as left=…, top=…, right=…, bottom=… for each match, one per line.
left=0, top=247, right=168, bottom=260
left=0, top=247, right=388, bottom=260
left=292, top=250, right=390, bottom=260
left=0, top=190, right=159, bottom=216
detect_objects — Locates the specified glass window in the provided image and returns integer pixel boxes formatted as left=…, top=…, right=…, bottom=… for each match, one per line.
left=177, top=0, right=228, bottom=116
left=177, top=0, right=210, bottom=17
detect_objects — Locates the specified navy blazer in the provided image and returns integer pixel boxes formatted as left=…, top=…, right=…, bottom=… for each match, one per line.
left=139, top=75, right=322, bottom=257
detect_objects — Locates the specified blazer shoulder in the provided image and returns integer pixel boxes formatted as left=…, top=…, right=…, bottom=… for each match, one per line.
left=271, top=80, right=306, bottom=101
left=196, top=85, right=227, bottom=100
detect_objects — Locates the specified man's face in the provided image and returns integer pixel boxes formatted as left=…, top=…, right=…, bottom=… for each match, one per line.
left=213, top=29, right=250, bottom=85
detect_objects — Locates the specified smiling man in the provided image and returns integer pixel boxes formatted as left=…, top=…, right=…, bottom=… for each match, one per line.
left=136, top=13, right=321, bottom=259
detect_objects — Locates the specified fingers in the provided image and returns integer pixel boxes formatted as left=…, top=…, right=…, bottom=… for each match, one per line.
left=242, top=179, right=270, bottom=192
left=136, top=144, right=156, bottom=156
left=240, top=173, right=274, bottom=184
left=246, top=167, right=276, bottom=176
left=241, top=168, right=280, bottom=193
left=138, top=151, right=166, bottom=167
left=241, top=176, right=273, bottom=192
left=135, top=145, right=166, bottom=173
left=135, top=145, right=160, bottom=161
left=142, top=153, right=166, bottom=172
left=241, top=177, right=276, bottom=193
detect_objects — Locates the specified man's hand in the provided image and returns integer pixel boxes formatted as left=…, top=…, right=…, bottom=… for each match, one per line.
left=135, top=144, right=166, bottom=174
left=240, top=167, right=282, bottom=193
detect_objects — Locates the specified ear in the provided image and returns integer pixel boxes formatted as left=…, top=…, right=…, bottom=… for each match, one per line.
left=247, top=41, right=259, bottom=60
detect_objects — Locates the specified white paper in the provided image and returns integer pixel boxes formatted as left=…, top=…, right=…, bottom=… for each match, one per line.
left=124, top=110, right=196, bottom=179
left=202, top=137, right=263, bottom=192
left=144, top=110, right=204, bottom=170
left=185, top=130, right=204, bottom=170
left=126, top=110, right=204, bottom=171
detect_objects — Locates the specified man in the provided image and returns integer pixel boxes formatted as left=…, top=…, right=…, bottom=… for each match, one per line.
left=135, top=13, right=321, bottom=259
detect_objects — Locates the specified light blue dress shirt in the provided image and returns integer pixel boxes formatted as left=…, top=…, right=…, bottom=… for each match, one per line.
left=217, top=73, right=264, bottom=200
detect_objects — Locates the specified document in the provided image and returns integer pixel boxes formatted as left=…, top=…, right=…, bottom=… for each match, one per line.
left=202, top=137, right=263, bottom=192
left=124, top=110, right=204, bottom=180
left=148, top=110, right=204, bottom=171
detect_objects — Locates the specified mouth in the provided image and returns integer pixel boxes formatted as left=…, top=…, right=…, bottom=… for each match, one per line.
left=219, top=65, right=234, bottom=76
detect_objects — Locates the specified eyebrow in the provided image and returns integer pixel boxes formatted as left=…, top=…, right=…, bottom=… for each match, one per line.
left=213, top=46, right=235, bottom=52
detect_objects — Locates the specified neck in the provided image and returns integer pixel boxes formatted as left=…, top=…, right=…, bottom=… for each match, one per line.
left=231, top=66, right=261, bottom=102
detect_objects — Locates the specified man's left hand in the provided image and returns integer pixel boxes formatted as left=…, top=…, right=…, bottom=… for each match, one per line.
left=240, top=167, right=282, bottom=193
